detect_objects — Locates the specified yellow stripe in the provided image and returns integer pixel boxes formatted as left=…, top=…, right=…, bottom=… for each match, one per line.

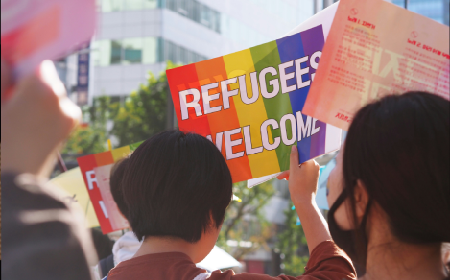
left=223, top=49, right=280, bottom=177
left=111, top=146, right=131, bottom=162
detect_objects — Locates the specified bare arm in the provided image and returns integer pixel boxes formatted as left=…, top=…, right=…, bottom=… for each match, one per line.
left=279, top=146, right=331, bottom=254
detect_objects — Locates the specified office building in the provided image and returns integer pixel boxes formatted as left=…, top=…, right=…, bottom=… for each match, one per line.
left=80, top=0, right=318, bottom=103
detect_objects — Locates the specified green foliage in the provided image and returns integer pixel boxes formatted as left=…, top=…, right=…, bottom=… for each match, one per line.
left=111, top=73, right=168, bottom=146
left=63, top=62, right=180, bottom=153
left=216, top=180, right=275, bottom=260
left=62, top=96, right=111, bottom=154
left=111, top=61, right=180, bottom=146
left=277, top=202, right=309, bottom=275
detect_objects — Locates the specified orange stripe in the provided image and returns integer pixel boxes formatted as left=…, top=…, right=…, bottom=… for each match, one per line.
left=94, top=151, right=114, bottom=166
left=195, top=58, right=252, bottom=182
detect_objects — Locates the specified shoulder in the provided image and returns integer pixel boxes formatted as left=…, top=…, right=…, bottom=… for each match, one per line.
left=2, top=173, right=96, bottom=280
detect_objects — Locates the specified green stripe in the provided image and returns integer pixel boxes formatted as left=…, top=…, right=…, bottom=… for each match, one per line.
left=250, top=41, right=293, bottom=171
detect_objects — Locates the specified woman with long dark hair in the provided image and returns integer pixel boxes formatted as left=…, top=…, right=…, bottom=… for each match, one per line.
left=321, top=92, right=449, bottom=279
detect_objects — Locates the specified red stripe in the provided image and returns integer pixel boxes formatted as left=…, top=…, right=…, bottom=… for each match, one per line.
left=77, top=154, right=113, bottom=234
left=167, top=64, right=211, bottom=136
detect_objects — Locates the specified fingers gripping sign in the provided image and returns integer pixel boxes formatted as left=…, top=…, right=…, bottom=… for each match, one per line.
left=286, top=145, right=321, bottom=205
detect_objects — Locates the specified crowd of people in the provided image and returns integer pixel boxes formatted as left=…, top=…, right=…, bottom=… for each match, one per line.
left=2, top=54, right=450, bottom=280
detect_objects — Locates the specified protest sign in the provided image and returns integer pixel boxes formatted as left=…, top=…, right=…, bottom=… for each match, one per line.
left=167, top=5, right=341, bottom=183
left=77, top=141, right=143, bottom=234
left=303, top=0, right=450, bottom=130
left=1, top=0, right=96, bottom=79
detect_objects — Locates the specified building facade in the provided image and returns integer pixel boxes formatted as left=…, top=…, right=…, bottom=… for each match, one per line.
left=58, top=0, right=450, bottom=105
left=86, top=0, right=317, bottom=103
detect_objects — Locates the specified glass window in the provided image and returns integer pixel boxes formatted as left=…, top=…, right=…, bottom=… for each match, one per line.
left=102, top=0, right=123, bottom=12
left=110, top=40, right=122, bottom=64
left=177, top=0, right=188, bottom=16
left=143, top=0, right=158, bottom=9
left=143, top=37, right=157, bottom=64
left=93, top=40, right=113, bottom=66
left=200, top=4, right=210, bottom=28
left=166, top=0, right=176, bottom=11
left=124, top=0, right=143, bottom=10
left=122, top=38, right=143, bottom=64
left=157, top=37, right=165, bottom=62
left=179, top=46, right=188, bottom=64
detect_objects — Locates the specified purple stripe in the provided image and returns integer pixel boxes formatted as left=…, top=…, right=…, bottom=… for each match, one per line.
left=299, top=25, right=325, bottom=83
left=309, top=120, right=327, bottom=158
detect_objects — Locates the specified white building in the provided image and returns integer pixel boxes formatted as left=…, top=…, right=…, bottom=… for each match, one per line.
left=63, top=0, right=325, bottom=105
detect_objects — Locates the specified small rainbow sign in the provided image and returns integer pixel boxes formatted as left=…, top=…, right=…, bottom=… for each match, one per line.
left=167, top=25, right=341, bottom=183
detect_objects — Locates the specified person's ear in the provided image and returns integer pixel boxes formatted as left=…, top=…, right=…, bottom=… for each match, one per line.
left=354, top=179, right=369, bottom=222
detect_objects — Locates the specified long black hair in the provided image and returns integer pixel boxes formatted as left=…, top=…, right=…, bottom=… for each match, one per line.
left=343, top=91, right=450, bottom=263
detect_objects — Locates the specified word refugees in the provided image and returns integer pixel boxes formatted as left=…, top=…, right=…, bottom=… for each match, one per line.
left=206, top=111, right=321, bottom=160
left=178, top=53, right=320, bottom=120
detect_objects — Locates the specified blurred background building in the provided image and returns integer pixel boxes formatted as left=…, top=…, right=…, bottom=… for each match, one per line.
left=56, top=0, right=450, bottom=106
left=61, top=0, right=321, bottom=105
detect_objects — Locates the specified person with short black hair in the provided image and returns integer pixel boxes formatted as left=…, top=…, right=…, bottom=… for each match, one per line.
left=109, top=157, right=130, bottom=220
left=107, top=130, right=356, bottom=280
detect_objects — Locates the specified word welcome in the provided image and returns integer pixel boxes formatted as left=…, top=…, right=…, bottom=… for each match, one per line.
left=179, top=53, right=321, bottom=120
left=206, top=111, right=321, bottom=160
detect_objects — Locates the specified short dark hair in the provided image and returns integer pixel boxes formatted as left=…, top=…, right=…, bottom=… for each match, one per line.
left=343, top=92, right=450, bottom=263
left=109, top=157, right=130, bottom=219
left=122, top=130, right=232, bottom=242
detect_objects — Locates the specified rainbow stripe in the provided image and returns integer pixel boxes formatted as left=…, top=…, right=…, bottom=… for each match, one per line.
left=167, top=25, right=341, bottom=183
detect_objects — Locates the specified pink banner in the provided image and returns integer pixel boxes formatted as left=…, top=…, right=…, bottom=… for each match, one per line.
left=303, top=0, right=450, bottom=130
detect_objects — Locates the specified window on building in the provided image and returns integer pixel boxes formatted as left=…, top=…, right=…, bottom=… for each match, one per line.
left=392, top=0, right=449, bottom=25
left=110, top=40, right=122, bottom=64
left=165, top=0, right=221, bottom=33
left=102, top=0, right=123, bottom=12
left=143, top=37, right=157, bottom=64
left=101, top=0, right=158, bottom=12
left=123, top=38, right=143, bottom=64
left=92, top=37, right=206, bottom=66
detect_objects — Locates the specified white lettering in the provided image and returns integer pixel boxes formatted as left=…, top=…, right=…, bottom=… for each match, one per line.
left=310, top=51, right=321, bottom=81
left=261, top=119, right=280, bottom=151
left=280, top=114, right=297, bottom=145
left=259, top=67, right=280, bottom=99
left=224, top=128, right=244, bottom=160
left=243, top=126, right=263, bottom=155
left=206, top=132, right=224, bottom=152
left=311, top=118, right=321, bottom=135
left=86, top=170, right=97, bottom=190
left=295, top=56, right=311, bottom=89
left=279, top=60, right=296, bottom=94
left=99, top=201, right=108, bottom=218
left=296, top=111, right=312, bottom=140
left=240, top=73, right=259, bottom=105
left=179, top=88, right=202, bottom=120
left=221, top=78, right=239, bottom=109
left=201, top=83, right=221, bottom=114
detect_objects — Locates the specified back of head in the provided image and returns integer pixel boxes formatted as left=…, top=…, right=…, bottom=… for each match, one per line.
left=344, top=91, right=450, bottom=248
left=110, top=157, right=130, bottom=219
left=122, top=130, right=232, bottom=242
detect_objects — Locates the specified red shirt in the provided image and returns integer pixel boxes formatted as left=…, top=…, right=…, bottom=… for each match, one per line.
left=108, top=240, right=356, bottom=280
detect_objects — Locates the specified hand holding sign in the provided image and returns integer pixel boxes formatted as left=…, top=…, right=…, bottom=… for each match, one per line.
left=1, top=60, right=81, bottom=177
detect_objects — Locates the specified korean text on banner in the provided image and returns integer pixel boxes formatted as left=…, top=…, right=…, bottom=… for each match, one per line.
left=77, top=141, right=143, bottom=234
left=302, top=0, right=450, bottom=130
left=1, top=0, right=96, bottom=79
left=167, top=24, right=342, bottom=184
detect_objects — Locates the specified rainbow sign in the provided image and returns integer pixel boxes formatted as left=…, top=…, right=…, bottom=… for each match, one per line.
left=167, top=25, right=341, bottom=183
left=77, top=141, right=143, bottom=233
